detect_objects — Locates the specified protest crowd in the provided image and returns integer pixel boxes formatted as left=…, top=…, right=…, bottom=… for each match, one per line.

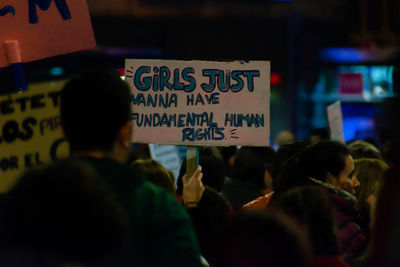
left=0, top=67, right=399, bottom=267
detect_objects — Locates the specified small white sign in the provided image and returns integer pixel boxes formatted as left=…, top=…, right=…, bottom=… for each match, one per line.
left=149, top=144, right=182, bottom=180
left=327, top=101, right=345, bottom=143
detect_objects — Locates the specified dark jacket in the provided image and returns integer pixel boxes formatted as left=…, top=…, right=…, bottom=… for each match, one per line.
left=83, top=157, right=202, bottom=267
left=222, top=177, right=263, bottom=210
left=323, top=188, right=367, bottom=260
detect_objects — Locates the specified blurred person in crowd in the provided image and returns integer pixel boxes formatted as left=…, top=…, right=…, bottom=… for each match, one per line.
left=270, top=141, right=366, bottom=262
left=127, top=144, right=151, bottom=164
left=274, top=130, right=295, bottom=149
left=0, top=159, right=127, bottom=267
left=362, top=138, right=379, bottom=149
left=309, top=128, right=330, bottom=144
left=217, top=146, right=237, bottom=178
left=363, top=164, right=400, bottom=267
left=176, top=149, right=232, bottom=264
left=270, top=141, right=309, bottom=180
left=347, top=140, right=382, bottom=160
left=270, top=142, right=310, bottom=201
left=380, top=140, right=396, bottom=164
left=185, top=186, right=232, bottom=266
left=275, top=186, right=348, bottom=267
left=60, top=68, right=202, bottom=266
left=222, top=146, right=275, bottom=209
left=177, top=147, right=226, bottom=195
left=297, top=141, right=366, bottom=262
left=354, top=158, right=388, bottom=237
left=215, top=209, right=311, bottom=267
left=130, top=159, right=176, bottom=195
left=242, top=141, right=308, bottom=210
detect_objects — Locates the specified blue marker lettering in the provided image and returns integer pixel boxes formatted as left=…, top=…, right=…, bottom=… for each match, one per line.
left=230, top=71, right=244, bottom=92
left=160, top=66, right=172, bottom=91
left=0, top=6, right=15, bottom=17
left=187, top=94, right=194, bottom=106
left=243, top=70, right=260, bottom=92
left=201, top=69, right=218, bottom=92
left=195, top=94, right=205, bottom=105
left=134, top=66, right=151, bottom=91
left=173, top=69, right=184, bottom=90
left=152, top=67, right=159, bottom=91
left=182, top=128, right=194, bottom=141
left=29, top=0, right=71, bottom=24
left=217, top=70, right=230, bottom=92
left=182, top=67, right=196, bottom=92
left=178, top=114, right=185, bottom=127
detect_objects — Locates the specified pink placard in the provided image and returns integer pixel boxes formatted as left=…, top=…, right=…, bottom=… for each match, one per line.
left=0, top=0, right=96, bottom=68
left=125, top=60, right=270, bottom=147
left=339, top=73, right=363, bottom=95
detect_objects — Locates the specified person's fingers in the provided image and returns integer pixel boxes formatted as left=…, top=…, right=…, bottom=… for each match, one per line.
left=192, top=165, right=202, bottom=178
left=182, top=174, right=188, bottom=185
left=197, top=172, right=203, bottom=183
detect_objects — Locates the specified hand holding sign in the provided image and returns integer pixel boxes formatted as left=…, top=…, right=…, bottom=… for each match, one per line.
left=182, top=165, right=204, bottom=208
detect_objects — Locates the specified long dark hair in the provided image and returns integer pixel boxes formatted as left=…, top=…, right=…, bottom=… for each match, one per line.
left=275, top=186, right=339, bottom=256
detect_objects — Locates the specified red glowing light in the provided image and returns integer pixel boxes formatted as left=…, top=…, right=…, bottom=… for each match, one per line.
left=117, top=68, right=125, bottom=76
left=271, top=72, right=281, bottom=85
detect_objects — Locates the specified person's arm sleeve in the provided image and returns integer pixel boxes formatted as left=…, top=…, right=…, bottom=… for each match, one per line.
left=151, top=190, right=203, bottom=267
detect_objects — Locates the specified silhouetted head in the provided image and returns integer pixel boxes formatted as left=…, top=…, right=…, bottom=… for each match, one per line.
left=0, top=159, right=127, bottom=266
left=299, top=141, right=358, bottom=194
left=348, top=140, right=382, bottom=160
left=216, top=209, right=310, bottom=267
left=60, top=68, right=131, bottom=155
left=130, top=159, right=175, bottom=195
left=231, top=146, right=275, bottom=189
left=275, top=186, right=339, bottom=256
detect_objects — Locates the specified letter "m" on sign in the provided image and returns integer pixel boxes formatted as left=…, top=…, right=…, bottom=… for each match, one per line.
left=29, top=0, right=71, bottom=24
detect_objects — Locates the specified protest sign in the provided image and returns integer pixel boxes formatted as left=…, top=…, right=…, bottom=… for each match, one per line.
left=126, top=59, right=270, bottom=146
left=327, top=100, right=345, bottom=143
left=149, top=143, right=182, bottom=179
left=0, top=0, right=96, bottom=68
left=0, top=87, right=69, bottom=192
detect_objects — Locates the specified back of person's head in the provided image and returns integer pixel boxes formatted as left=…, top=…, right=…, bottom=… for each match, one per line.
left=216, top=209, right=310, bottom=267
left=177, top=147, right=226, bottom=194
left=130, top=159, right=175, bottom=195
left=364, top=165, right=400, bottom=267
left=0, top=159, right=127, bottom=266
left=274, top=186, right=339, bottom=256
left=354, top=158, right=388, bottom=220
left=272, top=141, right=351, bottom=201
left=310, top=128, right=330, bottom=144
left=274, top=130, right=295, bottom=147
left=271, top=152, right=310, bottom=201
left=190, top=186, right=231, bottom=264
left=299, top=140, right=350, bottom=183
left=217, top=146, right=237, bottom=178
left=348, top=140, right=382, bottom=160
left=127, top=144, right=151, bottom=165
left=271, top=141, right=309, bottom=179
left=60, top=68, right=131, bottom=153
left=231, top=146, right=275, bottom=189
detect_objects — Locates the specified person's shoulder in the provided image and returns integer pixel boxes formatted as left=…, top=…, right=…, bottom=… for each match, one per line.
left=77, top=156, right=146, bottom=192
left=136, top=181, right=184, bottom=210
